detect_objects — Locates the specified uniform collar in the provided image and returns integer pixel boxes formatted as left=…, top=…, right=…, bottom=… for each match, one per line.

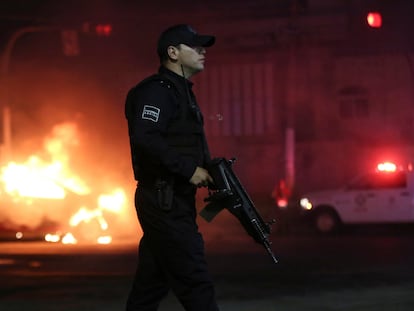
left=158, top=66, right=194, bottom=89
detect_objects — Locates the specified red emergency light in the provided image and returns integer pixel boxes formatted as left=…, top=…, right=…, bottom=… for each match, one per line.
left=277, top=198, right=288, bottom=209
left=367, top=12, right=382, bottom=28
left=95, top=24, right=112, bottom=36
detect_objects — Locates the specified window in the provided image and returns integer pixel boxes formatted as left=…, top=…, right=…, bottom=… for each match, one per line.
left=338, top=86, right=370, bottom=119
left=196, top=62, right=276, bottom=137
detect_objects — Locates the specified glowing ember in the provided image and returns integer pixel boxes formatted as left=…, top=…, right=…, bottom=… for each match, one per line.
left=61, top=232, right=77, bottom=244
left=97, top=236, right=112, bottom=244
left=45, top=233, right=61, bottom=243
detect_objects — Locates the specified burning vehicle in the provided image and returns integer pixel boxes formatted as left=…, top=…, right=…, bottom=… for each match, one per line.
left=0, top=122, right=135, bottom=244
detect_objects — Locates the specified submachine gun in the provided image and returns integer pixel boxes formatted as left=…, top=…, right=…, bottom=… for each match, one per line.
left=200, top=157, right=278, bottom=264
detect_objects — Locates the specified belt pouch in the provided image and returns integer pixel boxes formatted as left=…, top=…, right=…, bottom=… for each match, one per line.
left=155, top=178, right=174, bottom=211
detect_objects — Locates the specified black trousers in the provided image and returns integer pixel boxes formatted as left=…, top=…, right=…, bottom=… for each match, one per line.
left=126, top=186, right=219, bottom=311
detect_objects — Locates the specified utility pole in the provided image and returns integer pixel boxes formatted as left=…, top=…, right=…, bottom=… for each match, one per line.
left=284, top=0, right=303, bottom=193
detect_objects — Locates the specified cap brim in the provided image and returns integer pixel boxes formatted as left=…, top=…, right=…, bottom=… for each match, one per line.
left=191, top=35, right=215, bottom=47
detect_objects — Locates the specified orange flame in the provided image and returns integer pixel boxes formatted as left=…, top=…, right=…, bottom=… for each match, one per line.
left=0, top=122, right=134, bottom=245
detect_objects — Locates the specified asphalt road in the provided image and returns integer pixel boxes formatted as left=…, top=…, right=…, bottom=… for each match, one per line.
left=1, top=225, right=414, bottom=311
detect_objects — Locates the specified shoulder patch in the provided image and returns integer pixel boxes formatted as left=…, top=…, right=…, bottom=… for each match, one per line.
left=142, top=105, right=160, bottom=122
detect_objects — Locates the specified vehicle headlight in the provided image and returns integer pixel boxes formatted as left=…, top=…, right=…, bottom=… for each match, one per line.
left=300, top=198, right=313, bottom=210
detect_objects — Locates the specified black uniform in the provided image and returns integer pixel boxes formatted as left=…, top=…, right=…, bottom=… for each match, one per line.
left=125, top=66, right=219, bottom=311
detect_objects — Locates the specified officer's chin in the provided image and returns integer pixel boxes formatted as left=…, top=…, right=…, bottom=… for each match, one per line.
left=193, top=64, right=204, bottom=73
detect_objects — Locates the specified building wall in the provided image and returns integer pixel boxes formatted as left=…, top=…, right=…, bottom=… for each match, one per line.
left=192, top=16, right=414, bottom=199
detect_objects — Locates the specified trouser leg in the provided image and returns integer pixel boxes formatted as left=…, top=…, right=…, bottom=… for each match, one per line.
left=166, top=228, right=219, bottom=311
left=150, top=195, right=219, bottom=311
left=125, top=236, right=169, bottom=311
left=129, top=186, right=220, bottom=311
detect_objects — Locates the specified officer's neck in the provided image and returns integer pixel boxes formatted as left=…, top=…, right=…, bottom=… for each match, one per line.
left=164, top=62, right=198, bottom=80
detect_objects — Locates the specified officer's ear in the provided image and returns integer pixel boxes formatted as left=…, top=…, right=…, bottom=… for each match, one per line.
left=167, top=45, right=179, bottom=61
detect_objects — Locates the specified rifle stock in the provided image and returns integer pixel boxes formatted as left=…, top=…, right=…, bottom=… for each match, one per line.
left=200, top=157, right=278, bottom=264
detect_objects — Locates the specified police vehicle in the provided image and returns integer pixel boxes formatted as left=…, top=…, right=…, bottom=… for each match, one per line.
left=299, top=162, right=414, bottom=233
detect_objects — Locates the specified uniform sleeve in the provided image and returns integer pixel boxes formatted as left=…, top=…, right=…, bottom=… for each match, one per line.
left=126, top=81, right=197, bottom=180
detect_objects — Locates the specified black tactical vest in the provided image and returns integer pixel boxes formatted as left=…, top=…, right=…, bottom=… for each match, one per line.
left=125, top=73, right=208, bottom=182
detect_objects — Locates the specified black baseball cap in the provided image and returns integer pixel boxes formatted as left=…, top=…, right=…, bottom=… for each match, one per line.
left=157, top=24, right=215, bottom=58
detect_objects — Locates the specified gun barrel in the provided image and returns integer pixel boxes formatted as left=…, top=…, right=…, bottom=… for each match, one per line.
left=252, top=218, right=278, bottom=264
left=263, top=239, right=278, bottom=264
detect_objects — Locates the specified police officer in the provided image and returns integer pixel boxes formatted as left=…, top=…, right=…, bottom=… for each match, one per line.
left=124, top=24, right=220, bottom=311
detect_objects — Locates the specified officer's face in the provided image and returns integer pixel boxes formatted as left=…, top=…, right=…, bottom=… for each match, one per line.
left=176, top=44, right=206, bottom=76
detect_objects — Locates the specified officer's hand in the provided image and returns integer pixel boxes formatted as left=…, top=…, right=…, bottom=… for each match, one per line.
left=189, top=167, right=213, bottom=187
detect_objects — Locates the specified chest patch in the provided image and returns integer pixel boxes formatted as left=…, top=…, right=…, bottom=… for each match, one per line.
left=142, top=105, right=160, bottom=122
